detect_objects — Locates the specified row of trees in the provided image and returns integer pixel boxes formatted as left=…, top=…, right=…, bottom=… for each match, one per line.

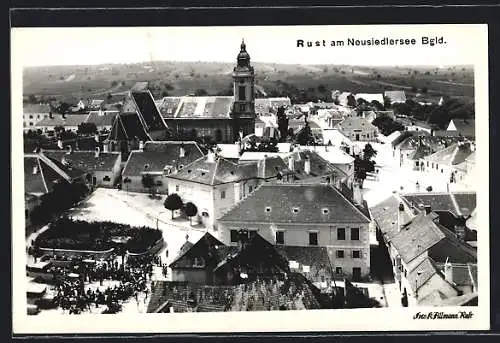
left=163, top=193, right=198, bottom=225
left=353, top=143, right=378, bottom=188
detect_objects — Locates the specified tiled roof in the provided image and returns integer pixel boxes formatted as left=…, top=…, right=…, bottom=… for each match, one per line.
left=370, top=195, right=413, bottom=241
left=42, top=150, right=121, bottom=173
left=435, top=262, right=477, bottom=286
left=423, top=143, right=473, bottom=166
left=24, top=154, right=79, bottom=195
left=276, top=245, right=333, bottom=277
left=90, top=99, right=104, bottom=107
left=24, top=103, right=51, bottom=113
left=169, top=232, right=225, bottom=268
left=406, top=257, right=441, bottom=294
left=287, top=149, right=348, bottom=179
left=219, top=183, right=371, bottom=224
left=122, top=141, right=204, bottom=177
left=436, top=292, right=478, bottom=306
left=449, top=119, right=475, bottom=137
left=108, top=112, right=150, bottom=141
left=166, top=155, right=255, bottom=186
left=401, top=192, right=476, bottom=217
left=85, top=111, right=118, bottom=127
left=391, top=212, right=477, bottom=264
left=384, top=91, right=406, bottom=103
left=36, top=114, right=88, bottom=127
left=130, top=91, right=168, bottom=131
left=396, top=136, right=463, bottom=151
left=408, top=145, right=432, bottom=160
left=158, top=96, right=234, bottom=119
left=301, top=145, right=355, bottom=165
left=44, top=155, right=87, bottom=180
left=338, top=116, right=378, bottom=132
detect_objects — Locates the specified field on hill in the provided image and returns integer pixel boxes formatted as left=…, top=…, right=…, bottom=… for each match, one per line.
left=23, top=61, right=474, bottom=104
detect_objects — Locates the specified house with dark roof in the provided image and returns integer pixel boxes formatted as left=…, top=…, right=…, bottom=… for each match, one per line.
left=169, top=232, right=232, bottom=284
left=121, top=141, right=204, bottom=194
left=218, top=183, right=372, bottom=281
left=23, top=103, right=52, bottom=131
left=106, top=89, right=170, bottom=156
left=42, top=147, right=122, bottom=188
left=446, top=119, right=475, bottom=138
left=337, top=116, right=379, bottom=142
left=165, top=151, right=290, bottom=229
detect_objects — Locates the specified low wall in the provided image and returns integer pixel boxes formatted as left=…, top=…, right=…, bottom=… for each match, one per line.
left=38, top=247, right=115, bottom=259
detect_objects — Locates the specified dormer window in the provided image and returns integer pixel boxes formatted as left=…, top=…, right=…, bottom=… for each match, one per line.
left=179, top=164, right=184, bottom=170
left=144, top=164, right=150, bottom=170
left=265, top=207, right=272, bottom=213
left=292, top=207, right=299, bottom=214
left=322, top=208, right=329, bottom=214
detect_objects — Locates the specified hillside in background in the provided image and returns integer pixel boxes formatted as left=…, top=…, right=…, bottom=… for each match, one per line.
left=23, top=61, right=474, bottom=104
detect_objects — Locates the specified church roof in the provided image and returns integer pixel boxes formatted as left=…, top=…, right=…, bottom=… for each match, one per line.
left=157, top=96, right=234, bottom=119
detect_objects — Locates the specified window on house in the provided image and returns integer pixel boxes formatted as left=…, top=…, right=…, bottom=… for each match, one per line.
left=230, top=230, right=239, bottom=243
left=427, top=161, right=429, bottom=167
left=29, top=122, right=33, bottom=126
left=352, top=250, right=361, bottom=258
left=292, top=207, right=299, bottom=214
left=276, top=231, right=285, bottom=245
left=335, top=227, right=347, bottom=241
left=322, top=208, right=329, bottom=214
left=25, top=209, right=29, bottom=218
left=175, top=185, right=179, bottom=192
left=29, top=115, right=33, bottom=119
left=335, top=267, right=343, bottom=275
left=249, top=185, right=253, bottom=193
left=221, top=190, right=226, bottom=199
left=351, top=228, right=360, bottom=240
left=336, top=250, right=345, bottom=258
left=309, top=232, right=318, bottom=246
left=265, top=206, right=272, bottom=213
left=201, top=211, right=209, bottom=217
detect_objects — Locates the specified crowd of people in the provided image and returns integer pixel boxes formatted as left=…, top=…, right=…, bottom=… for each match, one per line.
left=29, top=249, right=166, bottom=315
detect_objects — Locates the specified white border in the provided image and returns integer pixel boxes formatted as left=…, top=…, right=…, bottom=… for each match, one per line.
left=11, top=23, right=490, bottom=333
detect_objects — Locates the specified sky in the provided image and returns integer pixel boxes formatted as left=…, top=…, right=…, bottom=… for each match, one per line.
left=12, top=24, right=486, bottom=67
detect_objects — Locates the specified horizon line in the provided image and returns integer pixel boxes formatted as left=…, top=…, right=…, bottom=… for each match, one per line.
left=24, top=60, right=474, bottom=69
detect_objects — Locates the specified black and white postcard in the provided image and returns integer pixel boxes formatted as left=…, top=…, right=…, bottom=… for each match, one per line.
left=11, top=23, right=490, bottom=333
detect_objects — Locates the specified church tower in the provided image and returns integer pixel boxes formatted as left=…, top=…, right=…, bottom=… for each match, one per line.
left=231, top=39, right=256, bottom=142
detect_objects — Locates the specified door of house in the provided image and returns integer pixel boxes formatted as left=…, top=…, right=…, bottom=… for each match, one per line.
left=352, top=267, right=361, bottom=281
left=355, top=134, right=360, bottom=141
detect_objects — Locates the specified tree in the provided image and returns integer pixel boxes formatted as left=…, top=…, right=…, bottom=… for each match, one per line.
left=184, top=202, right=198, bottom=226
left=347, top=94, right=356, bottom=107
left=317, top=84, right=327, bottom=93
left=54, top=126, right=65, bottom=135
left=141, top=174, right=155, bottom=196
left=77, top=122, right=98, bottom=135
left=107, top=93, right=113, bottom=100
left=363, top=143, right=377, bottom=161
left=295, top=123, right=315, bottom=145
left=164, top=193, right=183, bottom=220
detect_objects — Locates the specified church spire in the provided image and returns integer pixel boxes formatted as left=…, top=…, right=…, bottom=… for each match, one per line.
left=237, top=38, right=250, bottom=67
left=241, top=38, right=246, bottom=51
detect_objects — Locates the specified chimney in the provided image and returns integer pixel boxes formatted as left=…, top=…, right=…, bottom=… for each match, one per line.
left=352, top=181, right=363, bottom=204
left=103, top=143, right=109, bottom=153
left=32, top=165, right=39, bottom=175
left=239, top=130, right=244, bottom=141
left=424, top=205, right=432, bottom=215
left=206, top=150, right=215, bottom=163
left=398, top=202, right=405, bottom=232
left=304, top=156, right=311, bottom=175
left=57, top=139, right=63, bottom=149
left=94, top=133, right=100, bottom=143
left=288, top=155, right=295, bottom=171
left=179, top=144, right=185, bottom=158
left=257, top=156, right=266, bottom=178
left=443, top=260, right=453, bottom=284
left=66, top=145, right=72, bottom=154
left=95, top=146, right=101, bottom=158
left=139, top=141, right=144, bottom=151
left=454, top=216, right=467, bottom=241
